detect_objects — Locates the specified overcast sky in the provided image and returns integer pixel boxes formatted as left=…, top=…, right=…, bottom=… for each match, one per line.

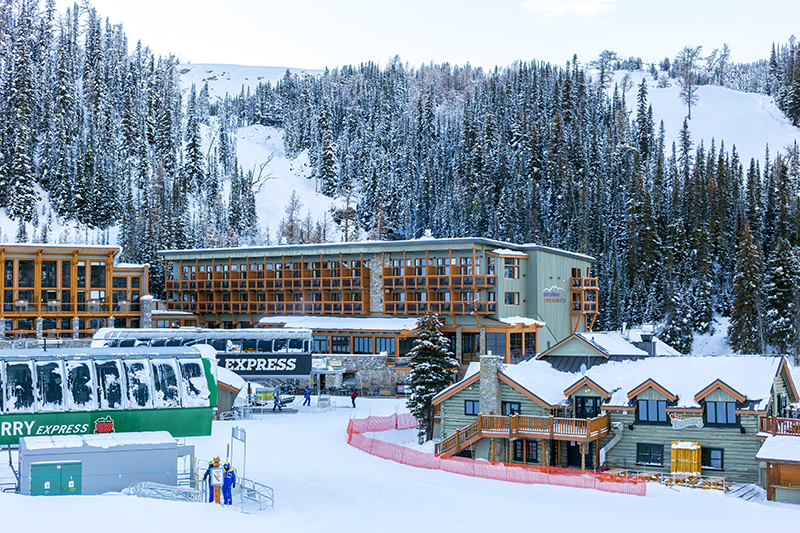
left=56, top=0, right=800, bottom=69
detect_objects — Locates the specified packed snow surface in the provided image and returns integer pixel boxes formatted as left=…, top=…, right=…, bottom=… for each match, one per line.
left=258, top=315, right=419, bottom=331
left=1, top=396, right=799, bottom=532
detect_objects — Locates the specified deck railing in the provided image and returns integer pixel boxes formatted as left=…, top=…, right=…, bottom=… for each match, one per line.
left=436, top=413, right=610, bottom=456
left=760, top=416, right=800, bottom=436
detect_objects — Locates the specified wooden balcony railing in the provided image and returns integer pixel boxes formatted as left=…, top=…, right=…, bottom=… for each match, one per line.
left=435, top=413, right=610, bottom=456
left=760, top=416, right=800, bottom=436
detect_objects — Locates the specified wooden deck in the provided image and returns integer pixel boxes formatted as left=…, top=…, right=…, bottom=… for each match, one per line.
left=760, top=416, right=800, bottom=436
left=436, top=413, right=610, bottom=457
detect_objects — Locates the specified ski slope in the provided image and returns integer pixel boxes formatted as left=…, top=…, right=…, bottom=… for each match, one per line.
left=613, top=70, right=799, bottom=165
left=0, top=396, right=797, bottom=533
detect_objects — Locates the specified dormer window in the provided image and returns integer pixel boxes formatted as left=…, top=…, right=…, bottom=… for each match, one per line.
left=705, top=401, right=737, bottom=426
left=636, top=399, right=667, bottom=424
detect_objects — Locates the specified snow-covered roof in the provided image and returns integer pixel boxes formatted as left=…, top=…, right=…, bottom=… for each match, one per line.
left=151, top=309, right=196, bottom=316
left=217, top=366, right=246, bottom=391
left=500, top=316, right=546, bottom=327
left=20, top=431, right=176, bottom=451
left=114, top=262, right=148, bottom=269
left=488, top=248, right=528, bottom=257
left=503, top=355, right=785, bottom=410
left=756, top=436, right=800, bottom=463
left=258, top=315, right=419, bottom=332
left=576, top=332, right=649, bottom=357
left=543, top=331, right=682, bottom=358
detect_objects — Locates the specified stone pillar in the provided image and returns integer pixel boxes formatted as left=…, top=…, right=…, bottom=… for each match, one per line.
left=479, top=327, right=486, bottom=355
left=72, top=317, right=80, bottom=339
left=140, top=295, right=154, bottom=329
left=36, top=317, right=43, bottom=340
left=455, top=327, right=463, bottom=364
left=369, top=253, right=383, bottom=313
left=479, top=353, right=503, bottom=416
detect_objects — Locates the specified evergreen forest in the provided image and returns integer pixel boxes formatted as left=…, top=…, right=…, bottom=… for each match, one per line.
left=4, top=1, right=800, bottom=354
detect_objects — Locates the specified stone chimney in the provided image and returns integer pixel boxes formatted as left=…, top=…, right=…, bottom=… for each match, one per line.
left=479, top=352, right=503, bottom=415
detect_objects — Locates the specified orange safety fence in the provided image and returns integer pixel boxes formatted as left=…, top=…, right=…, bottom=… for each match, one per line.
left=347, top=414, right=646, bottom=497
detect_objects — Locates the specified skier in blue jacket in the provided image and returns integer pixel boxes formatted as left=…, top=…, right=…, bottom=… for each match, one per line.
left=303, top=386, right=311, bottom=406
left=202, top=460, right=214, bottom=502
left=222, top=462, right=236, bottom=505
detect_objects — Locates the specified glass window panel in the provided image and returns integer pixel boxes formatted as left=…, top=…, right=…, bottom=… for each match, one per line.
left=152, top=360, right=180, bottom=408
left=18, top=260, right=34, bottom=287
left=179, top=360, right=210, bottom=407
left=62, top=260, right=71, bottom=287
left=35, top=361, right=64, bottom=411
left=90, top=261, right=106, bottom=288
left=41, top=261, right=57, bottom=287
left=707, top=402, right=716, bottom=424
left=6, top=362, right=35, bottom=412
left=66, top=361, right=95, bottom=410
left=95, top=360, right=123, bottom=409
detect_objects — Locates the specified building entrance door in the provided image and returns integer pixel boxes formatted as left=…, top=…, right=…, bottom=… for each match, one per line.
left=567, top=441, right=593, bottom=469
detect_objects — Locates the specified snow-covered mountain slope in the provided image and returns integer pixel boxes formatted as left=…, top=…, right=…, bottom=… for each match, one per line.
left=178, top=63, right=322, bottom=101
left=613, top=70, right=799, bottom=165
left=225, top=124, right=336, bottom=238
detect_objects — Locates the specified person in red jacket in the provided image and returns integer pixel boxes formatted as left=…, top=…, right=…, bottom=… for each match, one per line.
left=350, top=388, right=357, bottom=408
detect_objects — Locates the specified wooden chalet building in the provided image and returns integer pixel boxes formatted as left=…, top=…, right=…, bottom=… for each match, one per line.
left=158, top=238, right=600, bottom=364
left=0, top=244, right=149, bottom=339
left=432, top=331, right=799, bottom=486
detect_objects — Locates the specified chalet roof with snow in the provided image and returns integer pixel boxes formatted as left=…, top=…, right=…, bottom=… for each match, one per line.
left=434, top=355, right=797, bottom=414
left=536, top=331, right=682, bottom=372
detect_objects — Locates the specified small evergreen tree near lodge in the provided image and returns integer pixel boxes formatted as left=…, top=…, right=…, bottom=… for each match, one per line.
left=406, top=312, right=457, bottom=442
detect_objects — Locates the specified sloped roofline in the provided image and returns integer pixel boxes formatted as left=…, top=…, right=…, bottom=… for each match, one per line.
left=432, top=372, right=480, bottom=405
left=564, top=376, right=611, bottom=399
left=627, top=378, right=678, bottom=402
left=498, top=372, right=559, bottom=410
left=536, top=333, right=609, bottom=360
left=694, top=378, right=747, bottom=404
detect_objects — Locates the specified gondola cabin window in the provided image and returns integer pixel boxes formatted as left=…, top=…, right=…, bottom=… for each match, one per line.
left=66, top=361, right=95, bottom=410
left=5, top=362, right=34, bottom=412
left=179, top=359, right=210, bottom=407
left=124, top=360, right=153, bottom=409
left=152, top=360, right=181, bottom=408
left=35, top=361, right=65, bottom=411
left=95, top=360, right=123, bottom=409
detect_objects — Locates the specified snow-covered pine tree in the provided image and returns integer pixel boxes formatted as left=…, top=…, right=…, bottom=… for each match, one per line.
left=406, top=312, right=457, bottom=442
left=729, top=222, right=765, bottom=353
left=763, top=238, right=799, bottom=354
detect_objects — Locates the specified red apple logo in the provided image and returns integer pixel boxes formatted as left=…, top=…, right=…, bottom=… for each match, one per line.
left=94, top=416, right=115, bottom=434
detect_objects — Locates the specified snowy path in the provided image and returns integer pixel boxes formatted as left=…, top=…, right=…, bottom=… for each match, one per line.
left=1, top=396, right=799, bottom=532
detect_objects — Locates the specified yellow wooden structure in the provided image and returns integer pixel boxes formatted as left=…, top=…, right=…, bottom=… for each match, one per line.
left=671, top=441, right=701, bottom=476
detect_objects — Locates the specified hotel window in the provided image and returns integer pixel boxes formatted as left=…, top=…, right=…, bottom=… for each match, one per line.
left=504, top=258, right=519, bottom=279
left=41, top=261, right=57, bottom=287
left=636, top=443, right=664, bottom=466
left=313, top=336, right=329, bottom=353
left=353, top=336, right=373, bottom=354
left=18, top=260, right=34, bottom=287
left=504, top=292, right=520, bottom=305
left=487, top=256, right=495, bottom=275
left=112, top=277, right=127, bottom=289
left=90, top=261, right=106, bottom=288
left=375, top=337, right=396, bottom=355
left=636, top=399, right=668, bottom=424
left=502, top=401, right=521, bottom=415
left=705, top=401, right=737, bottom=426
left=4, top=260, right=13, bottom=286
left=77, top=261, right=86, bottom=288
left=459, top=257, right=473, bottom=275
left=465, top=400, right=480, bottom=416
left=331, top=336, right=350, bottom=354
left=701, top=448, right=724, bottom=470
